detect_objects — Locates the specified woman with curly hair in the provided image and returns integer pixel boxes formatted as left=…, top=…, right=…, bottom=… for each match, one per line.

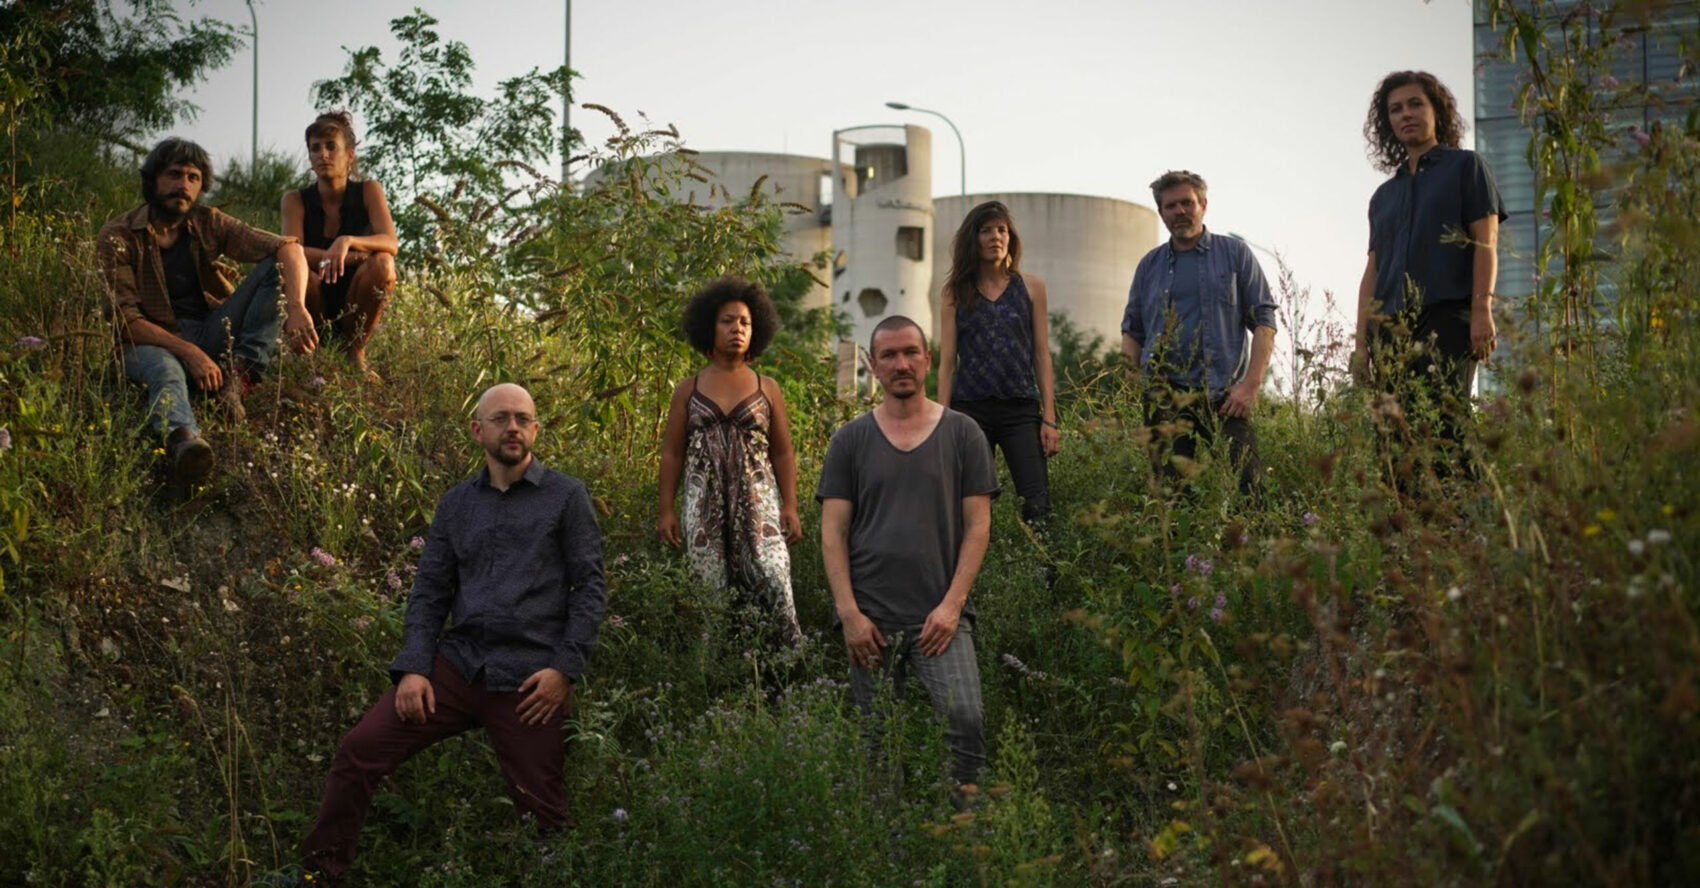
left=937, top=200, right=1059, bottom=526
left=1355, top=70, right=1505, bottom=479
left=658, top=277, right=802, bottom=645
left=281, top=111, right=399, bottom=379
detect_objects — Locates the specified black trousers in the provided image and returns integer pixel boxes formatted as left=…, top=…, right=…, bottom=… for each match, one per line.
left=1144, top=386, right=1261, bottom=496
left=952, top=398, right=1050, bottom=524
left=1371, top=301, right=1477, bottom=480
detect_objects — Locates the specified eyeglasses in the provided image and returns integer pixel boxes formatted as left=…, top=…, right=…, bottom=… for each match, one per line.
left=480, top=412, right=536, bottom=427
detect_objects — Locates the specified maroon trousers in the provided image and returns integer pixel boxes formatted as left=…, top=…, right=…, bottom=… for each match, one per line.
left=302, top=656, right=570, bottom=879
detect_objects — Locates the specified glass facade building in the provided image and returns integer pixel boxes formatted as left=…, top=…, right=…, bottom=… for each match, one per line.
left=1472, top=1, right=1698, bottom=303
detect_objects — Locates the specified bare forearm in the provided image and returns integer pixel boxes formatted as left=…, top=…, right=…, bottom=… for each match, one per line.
left=123, top=318, right=205, bottom=361
left=277, top=244, right=311, bottom=312
left=937, top=349, right=955, bottom=406
left=1472, top=250, right=1497, bottom=305
left=942, top=522, right=989, bottom=611
left=821, top=529, right=859, bottom=619
left=773, top=448, right=799, bottom=514
left=657, top=453, right=683, bottom=512
left=1120, top=334, right=1142, bottom=375
left=1244, top=326, right=1276, bottom=385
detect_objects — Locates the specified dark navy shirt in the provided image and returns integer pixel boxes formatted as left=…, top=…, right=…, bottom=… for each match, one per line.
left=1368, top=146, right=1507, bottom=314
left=1123, top=229, right=1277, bottom=396
left=951, top=273, right=1038, bottom=402
left=391, top=458, right=608, bottom=689
left=161, top=235, right=208, bottom=322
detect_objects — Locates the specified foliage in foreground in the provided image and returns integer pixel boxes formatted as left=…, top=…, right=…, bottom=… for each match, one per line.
left=2, top=2, right=1698, bottom=886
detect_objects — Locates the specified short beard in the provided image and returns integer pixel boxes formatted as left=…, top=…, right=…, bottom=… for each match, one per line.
left=886, top=382, right=918, bottom=400
left=487, top=442, right=529, bottom=466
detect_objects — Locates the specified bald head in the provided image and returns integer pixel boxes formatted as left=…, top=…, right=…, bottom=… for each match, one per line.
left=476, top=382, right=534, bottom=418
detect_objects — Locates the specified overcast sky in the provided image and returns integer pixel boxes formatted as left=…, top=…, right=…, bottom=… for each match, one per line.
left=167, top=0, right=1480, bottom=333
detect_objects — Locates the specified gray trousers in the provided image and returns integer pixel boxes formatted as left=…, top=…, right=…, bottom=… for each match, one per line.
left=849, top=620, right=985, bottom=785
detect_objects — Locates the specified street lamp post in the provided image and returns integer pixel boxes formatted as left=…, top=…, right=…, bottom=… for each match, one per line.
left=884, top=101, right=964, bottom=199
left=245, top=0, right=257, bottom=171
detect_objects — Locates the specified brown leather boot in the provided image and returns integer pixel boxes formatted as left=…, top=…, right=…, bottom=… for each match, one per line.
left=166, top=427, right=214, bottom=485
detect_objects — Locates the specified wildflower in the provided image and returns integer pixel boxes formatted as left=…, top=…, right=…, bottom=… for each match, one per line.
left=1596, top=509, right=1618, bottom=524
left=0, top=427, right=10, bottom=452
left=1628, top=539, right=1645, bottom=556
left=352, top=615, right=374, bottom=631
left=309, top=375, right=328, bottom=387
left=1629, top=124, right=1652, bottom=147
left=1329, top=740, right=1347, bottom=756
left=1198, top=559, right=1214, bottom=577
left=1185, top=553, right=1201, bottom=572
left=1214, top=592, right=1227, bottom=608
left=612, top=808, right=628, bottom=822
left=310, top=547, right=337, bottom=567
left=1001, top=652, right=1030, bottom=674
left=386, top=571, right=403, bottom=590
left=409, top=536, right=425, bottom=549
left=1187, top=596, right=1199, bottom=611
left=1169, top=583, right=1182, bottom=597
left=1446, top=586, right=1462, bottom=602
left=1647, top=529, right=1672, bottom=546
left=1583, top=524, right=1602, bottom=537
left=1598, top=74, right=1619, bottom=90
left=1302, top=511, right=1320, bottom=526
left=613, top=553, right=630, bottom=566
left=607, top=614, right=626, bottom=628
left=14, top=336, right=45, bottom=349
left=1209, top=607, right=1225, bottom=623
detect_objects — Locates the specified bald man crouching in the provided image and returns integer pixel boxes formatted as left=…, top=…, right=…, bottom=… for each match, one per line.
left=291, top=384, right=607, bottom=883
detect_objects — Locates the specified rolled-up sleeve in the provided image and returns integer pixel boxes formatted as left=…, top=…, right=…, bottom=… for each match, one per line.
left=390, top=490, right=460, bottom=682
left=1238, top=246, right=1278, bottom=332
left=552, top=481, right=607, bottom=680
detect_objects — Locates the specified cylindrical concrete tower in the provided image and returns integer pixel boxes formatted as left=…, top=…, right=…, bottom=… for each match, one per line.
left=830, top=124, right=935, bottom=371
left=932, top=193, right=1159, bottom=349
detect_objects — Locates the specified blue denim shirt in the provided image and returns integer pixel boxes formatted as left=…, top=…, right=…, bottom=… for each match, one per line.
left=1122, top=229, right=1278, bottom=396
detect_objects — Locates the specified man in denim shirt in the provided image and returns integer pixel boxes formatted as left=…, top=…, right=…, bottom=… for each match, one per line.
left=295, top=383, right=607, bottom=883
left=1121, top=170, right=1277, bottom=495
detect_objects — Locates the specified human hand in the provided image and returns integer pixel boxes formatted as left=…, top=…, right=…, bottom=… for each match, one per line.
left=918, top=601, right=961, bottom=657
left=394, top=673, right=436, bottom=724
left=1039, top=423, right=1060, bottom=458
left=185, top=348, right=223, bottom=392
left=1349, top=347, right=1372, bottom=387
left=1471, top=303, right=1497, bottom=360
left=780, top=506, right=803, bottom=544
left=658, top=509, right=682, bottom=548
left=283, top=310, right=319, bottom=355
left=840, top=609, right=887, bottom=670
left=517, top=667, right=573, bottom=726
left=320, top=237, right=352, bottom=284
left=1219, top=379, right=1259, bottom=419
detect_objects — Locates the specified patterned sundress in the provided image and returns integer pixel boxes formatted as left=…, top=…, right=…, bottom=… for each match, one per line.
left=681, top=374, right=801, bottom=645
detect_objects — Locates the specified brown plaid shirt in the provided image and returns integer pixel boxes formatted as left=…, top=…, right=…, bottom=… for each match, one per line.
left=96, top=203, right=295, bottom=337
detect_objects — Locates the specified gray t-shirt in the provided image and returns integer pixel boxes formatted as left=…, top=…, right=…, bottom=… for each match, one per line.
left=815, top=408, right=1000, bottom=626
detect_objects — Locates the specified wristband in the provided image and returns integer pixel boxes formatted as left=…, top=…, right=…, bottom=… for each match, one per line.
left=1041, top=419, right=1059, bottom=430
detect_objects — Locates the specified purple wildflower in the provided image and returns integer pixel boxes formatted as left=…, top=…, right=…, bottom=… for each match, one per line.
left=310, top=547, right=337, bottom=567
left=1197, top=559, right=1214, bottom=577
left=409, top=536, right=425, bottom=549
left=1169, top=583, right=1182, bottom=597
left=1210, top=607, right=1226, bottom=624
left=612, top=808, right=628, bottom=822
left=1215, top=592, right=1227, bottom=608
left=309, top=375, right=327, bottom=387
left=14, top=336, right=44, bottom=349
left=1185, top=553, right=1201, bottom=572
left=1187, top=596, right=1199, bottom=611
left=1598, top=74, right=1619, bottom=90
left=386, top=571, right=403, bottom=590
left=1302, top=511, right=1320, bottom=526
left=1629, top=125, right=1651, bottom=147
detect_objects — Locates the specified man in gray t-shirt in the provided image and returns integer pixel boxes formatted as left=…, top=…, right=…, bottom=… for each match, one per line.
left=817, top=315, right=999, bottom=787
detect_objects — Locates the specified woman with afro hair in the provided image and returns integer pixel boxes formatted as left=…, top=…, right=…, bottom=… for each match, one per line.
left=658, top=276, right=802, bottom=645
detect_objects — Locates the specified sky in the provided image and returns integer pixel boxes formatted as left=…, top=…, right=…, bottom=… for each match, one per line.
left=165, top=0, right=1481, bottom=340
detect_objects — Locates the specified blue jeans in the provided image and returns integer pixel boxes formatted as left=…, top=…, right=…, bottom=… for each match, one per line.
left=850, top=620, right=986, bottom=785
left=122, top=259, right=283, bottom=436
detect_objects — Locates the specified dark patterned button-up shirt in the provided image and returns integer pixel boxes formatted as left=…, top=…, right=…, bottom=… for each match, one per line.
left=391, top=458, right=609, bottom=689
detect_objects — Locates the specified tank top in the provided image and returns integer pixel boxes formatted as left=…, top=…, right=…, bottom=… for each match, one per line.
left=297, top=181, right=373, bottom=249
left=951, top=273, right=1038, bottom=401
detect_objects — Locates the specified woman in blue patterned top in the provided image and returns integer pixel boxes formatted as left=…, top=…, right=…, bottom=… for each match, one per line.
left=937, top=201, right=1059, bottom=525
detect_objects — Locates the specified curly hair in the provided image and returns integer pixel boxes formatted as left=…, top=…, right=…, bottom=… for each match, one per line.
left=1364, top=71, right=1466, bottom=174
left=305, top=110, right=360, bottom=178
left=681, top=276, right=780, bottom=360
left=139, top=137, right=214, bottom=202
left=944, top=201, right=1022, bottom=315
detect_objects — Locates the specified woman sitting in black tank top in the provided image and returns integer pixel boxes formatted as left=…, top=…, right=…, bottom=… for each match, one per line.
left=280, top=111, right=399, bottom=379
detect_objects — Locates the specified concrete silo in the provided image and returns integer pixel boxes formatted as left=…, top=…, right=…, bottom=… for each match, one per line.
left=931, top=193, right=1158, bottom=350
left=830, top=124, right=935, bottom=371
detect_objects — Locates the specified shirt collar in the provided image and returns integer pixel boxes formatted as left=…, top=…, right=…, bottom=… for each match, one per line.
left=478, top=456, right=547, bottom=490
left=125, top=203, right=206, bottom=238
left=1165, top=226, right=1215, bottom=260
left=1398, top=145, right=1452, bottom=177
